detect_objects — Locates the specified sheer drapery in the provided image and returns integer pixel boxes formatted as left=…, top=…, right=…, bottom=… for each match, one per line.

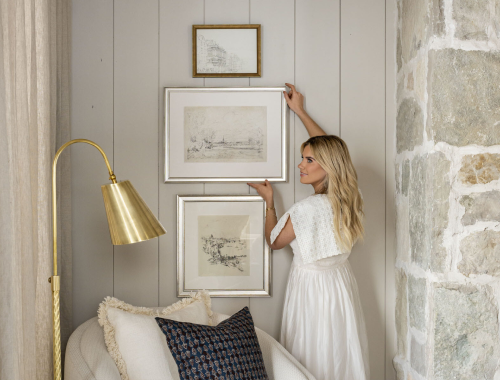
left=0, top=0, right=71, bottom=378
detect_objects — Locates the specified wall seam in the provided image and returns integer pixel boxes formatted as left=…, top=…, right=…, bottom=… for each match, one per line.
left=293, top=0, right=296, bottom=204
left=157, top=0, right=161, bottom=307
left=339, top=0, right=342, bottom=137
left=112, top=0, right=115, bottom=297
left=384, top=0, right=387, bottom=377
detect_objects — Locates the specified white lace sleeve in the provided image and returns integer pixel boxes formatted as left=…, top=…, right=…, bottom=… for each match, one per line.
left=270, top=195, right=343, bottom=263
left=270, top=205, right=296, bottom=245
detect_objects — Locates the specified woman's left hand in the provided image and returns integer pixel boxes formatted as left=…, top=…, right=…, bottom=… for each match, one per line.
left=247, top=180, right=274, bottom=205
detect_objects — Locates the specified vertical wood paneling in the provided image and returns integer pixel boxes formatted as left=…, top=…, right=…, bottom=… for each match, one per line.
left=73, top=2, right=392, bottom=375
left=248, top=0, right=295, bottom=340
left=159, top=0, right=205, bottom=308
left=204, top=0, right=251, bottom=89
left=71, top=0, right=114, bottom=328
left=113, top=0, right=160, bottom=306
left=295, top=0, right=340, bottom=202
left=341, top=0, right=386, bottom=378
left=386, top=0, right=398, bottom=378
left=203, top=0, right=252, bottom=316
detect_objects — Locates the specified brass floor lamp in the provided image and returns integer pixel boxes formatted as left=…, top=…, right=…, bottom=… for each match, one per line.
left=50, top=139, right=166, bottom=380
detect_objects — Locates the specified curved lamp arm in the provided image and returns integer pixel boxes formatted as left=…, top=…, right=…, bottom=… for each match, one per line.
left=52, top=139, right=116, bottom=276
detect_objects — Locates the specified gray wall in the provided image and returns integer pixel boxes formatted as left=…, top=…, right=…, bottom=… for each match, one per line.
left=71, top=1, right=396, bottom=378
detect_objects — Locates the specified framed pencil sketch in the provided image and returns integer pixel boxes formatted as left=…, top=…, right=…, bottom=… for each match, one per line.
left=177, top=195, right=271, bottom=297
left=193, top=24, right=261, bottom=77
left=164, top=87, right=288, bottom=182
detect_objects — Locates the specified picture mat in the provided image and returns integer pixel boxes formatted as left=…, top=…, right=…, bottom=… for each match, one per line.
left=183, top=201, right=265, bottom=291
left=198, top=215, right=250, bottom=277
left=197, top=29, right=257, bottom=73
left=168, top=91, right=282, bottom=178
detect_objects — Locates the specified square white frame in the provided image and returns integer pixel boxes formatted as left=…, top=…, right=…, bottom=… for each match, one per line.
left=177, top=194, right=271, bottom=297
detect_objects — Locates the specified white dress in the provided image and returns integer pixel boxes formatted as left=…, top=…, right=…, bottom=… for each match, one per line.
left=270, top=194, right=370, bottom=380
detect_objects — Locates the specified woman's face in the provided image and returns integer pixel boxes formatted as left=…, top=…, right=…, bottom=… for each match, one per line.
left=298, top=145, right=327, bottom=190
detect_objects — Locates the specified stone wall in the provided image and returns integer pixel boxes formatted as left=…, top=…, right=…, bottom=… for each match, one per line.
left=394, top=0, right=500, bottom=379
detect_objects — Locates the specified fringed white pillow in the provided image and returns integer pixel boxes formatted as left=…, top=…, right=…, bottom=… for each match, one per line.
left=97, top=291, right=213, bottom=380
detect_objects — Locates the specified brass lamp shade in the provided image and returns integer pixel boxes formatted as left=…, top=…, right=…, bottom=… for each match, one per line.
left=101, top=180, right=166, bottom=245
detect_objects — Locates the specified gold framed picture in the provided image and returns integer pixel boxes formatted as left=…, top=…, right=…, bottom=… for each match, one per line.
left=192, top=24, right=261, bottom=78
left=177, top=195, right=271, bottom=297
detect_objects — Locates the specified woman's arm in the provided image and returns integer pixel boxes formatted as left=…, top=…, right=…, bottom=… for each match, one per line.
left=284, top=83, right=326, bottom=137
left=247, top=180, right=296, bottom=250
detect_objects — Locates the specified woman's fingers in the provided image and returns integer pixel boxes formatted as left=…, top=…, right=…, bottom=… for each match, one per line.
left=285, top=83, right=297, bottom=94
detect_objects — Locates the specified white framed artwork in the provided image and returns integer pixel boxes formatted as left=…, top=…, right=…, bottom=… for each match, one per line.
left=164, top=87, right=288, bottom=182
left=193, top=24, right=261, bottom=77
left=177, top=195, right=271, bottom=297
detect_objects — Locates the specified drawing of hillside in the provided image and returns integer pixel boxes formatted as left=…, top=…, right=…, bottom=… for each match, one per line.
left=184, top=106, right=267, bottom=163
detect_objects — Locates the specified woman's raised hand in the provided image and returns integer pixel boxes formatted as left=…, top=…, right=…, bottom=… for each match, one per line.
left=284, top=83, right=305, bottom=116
left=247, top=179, right=274, bottom=205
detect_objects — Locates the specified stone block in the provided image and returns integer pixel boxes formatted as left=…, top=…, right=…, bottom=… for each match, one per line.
left=460, top=191, right=500, bottom=225
left=402, top=159, right=410, bottom=196
left=396, top=162, right=401, bottom=194
left=408, top=275, right=427, bottom=331
left=409, top=155, right=428, bottom=268
left=396, top=269, right=408, bottom=358
left=410, top=336, right=427, bottom=376
left=409, top=153, right=450, bottom=271
left=496, top=0, right=500, bottom=38
left=458, top=154, right=500, bottom=185
left=414, top=58, right=426, bottom=104
left=401, top=0, right=428, bottom=63
left=431, top=0, right=445, bottom=36
left=459, top=230, right=500, bottom=276
left=433, top=283, right=500, bottom=380
left=397, top=198, right=410, bottom=263
left=428, top=49, right=500, bottom=147
left=427, top=152, right=450, bottom=272
left=397, top=98, right=424, bottom=153
left=397, top=29, right=403, bottom=72
left=453, top=0, right=489, bottom=40
left=393, top=360, right=405, bottom=380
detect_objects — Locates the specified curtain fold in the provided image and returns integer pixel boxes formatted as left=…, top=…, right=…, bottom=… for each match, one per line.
left=0, top=0, right=72, bottom=378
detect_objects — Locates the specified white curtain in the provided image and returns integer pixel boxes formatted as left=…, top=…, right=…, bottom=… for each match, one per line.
left=0, top=0, right=72, bottom=378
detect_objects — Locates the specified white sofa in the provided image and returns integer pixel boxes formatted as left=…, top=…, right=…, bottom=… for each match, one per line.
left=65, top=312, right=316, bottom=380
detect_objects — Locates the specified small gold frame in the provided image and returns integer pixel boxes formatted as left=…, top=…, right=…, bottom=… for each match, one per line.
left=192, top=24, right=261, bottom=78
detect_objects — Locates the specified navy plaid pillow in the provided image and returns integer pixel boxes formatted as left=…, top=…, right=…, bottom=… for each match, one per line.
left=155, top=306, right=268, bottom=379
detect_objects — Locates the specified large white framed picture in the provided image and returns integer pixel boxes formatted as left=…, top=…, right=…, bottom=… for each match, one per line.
left=164, top=87, right=288, bottom=182
left=177, top=195, right=271, bottom=297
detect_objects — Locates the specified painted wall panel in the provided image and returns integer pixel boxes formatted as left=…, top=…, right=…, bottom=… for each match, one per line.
left=203, top=0, right=251, bottom=316
left=159, top=0, right=205, bottom=308
left=248, top=0, right=295, bottom=339
left=341, top=0, right=387, bottom=378
left=113, top=0, right=160, bottom=307
left=295, top=0, right=340, bottom=202
left=72, top=0, right=114, bottom=328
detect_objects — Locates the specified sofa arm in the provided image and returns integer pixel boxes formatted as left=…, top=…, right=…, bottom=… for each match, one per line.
left=65, top=317, right=121, bottom=380
left=212, top=313, right=316, bottom=380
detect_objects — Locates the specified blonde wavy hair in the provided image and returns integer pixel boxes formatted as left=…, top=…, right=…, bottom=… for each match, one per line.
left=301, top=135, right=364, bottom=252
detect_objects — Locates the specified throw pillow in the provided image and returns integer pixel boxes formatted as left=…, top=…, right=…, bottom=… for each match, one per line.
left=97, top=291, right=213, bottom=380
left=156, top=306, right=269, bottom=380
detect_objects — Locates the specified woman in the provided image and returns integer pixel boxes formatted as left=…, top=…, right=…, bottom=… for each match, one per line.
left=247, top=83, right=370, bottom=380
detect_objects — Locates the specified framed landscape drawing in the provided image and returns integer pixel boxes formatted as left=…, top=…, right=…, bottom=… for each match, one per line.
left=193, top=24, right=261, bottom=77
left=164, top=87, right=288, bottom=182
left=177, top=195, right=271, bottom=297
